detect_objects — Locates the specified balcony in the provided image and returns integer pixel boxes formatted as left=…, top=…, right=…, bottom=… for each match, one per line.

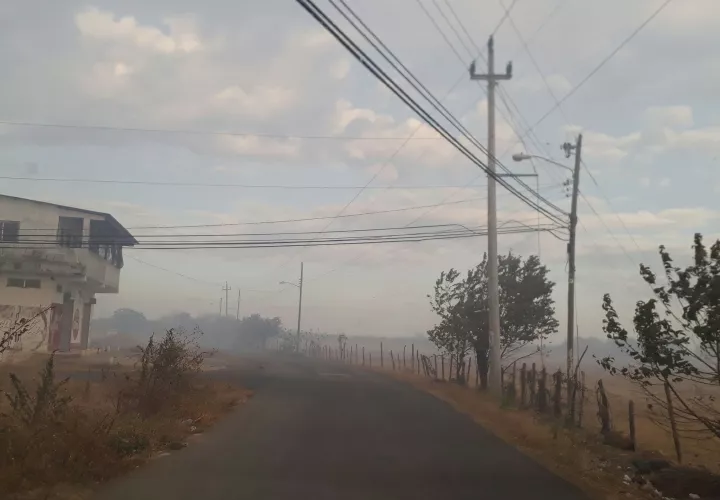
left=0, top=246, right=120, bottom=293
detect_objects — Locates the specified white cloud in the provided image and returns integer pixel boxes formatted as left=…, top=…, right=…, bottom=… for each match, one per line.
left=215, top=135, right=301, bottom=158
left=75, top=7, right=203, bottom=54
left=330, top=59, right=351, bottom=80
left=213, top=85, right=296, bottom=119
left=643, top=105, right=694, bottom=129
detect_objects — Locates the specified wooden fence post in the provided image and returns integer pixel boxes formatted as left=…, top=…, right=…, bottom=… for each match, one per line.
left=578, top=371, right=586, bottom=427
left=553, top=369, right=563, bottom=417
left=381, top=342, right=384, bottom=368
left=362, top=347, right=365, bottom=366
left=530, top=363, right=537, bottom=406
left=411, top=344, right=415, bottom=372
left=520, top=363, right=527, bottom=407
left=597, top=379, right=611, bottom=434
left=390, top=350, right=395, bottom=371
left=664, top=381, right=682, bottom=463
left=538, top=368, right=547, bottom=412
left=403, top=345, right=407, bottom=370
left=628, top=400, right=636, bottom=452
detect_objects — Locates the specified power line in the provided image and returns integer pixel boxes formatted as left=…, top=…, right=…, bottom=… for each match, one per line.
left=0, top=174, right=492, bottom=191
left=324, top=0, right=567, bottom=224
left=524, top=0, right=674, bottom=134
left=0, top=119, right=443, bottom=141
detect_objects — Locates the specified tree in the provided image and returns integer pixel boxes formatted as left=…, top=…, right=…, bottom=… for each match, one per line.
left=110, top=308, right=150, bottom=335
left=428, top=252, right=558, bottom=388
left=236, top=314, right=284, bottom=350
left=598, top=233, right=720, bottom=441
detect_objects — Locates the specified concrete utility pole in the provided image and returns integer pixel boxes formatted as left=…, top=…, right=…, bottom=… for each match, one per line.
left=470, top=36, right=512, bottom=396
left=296, top=262, right=304, bottom=350
left=222, top=282, right=231, bottom=317
left=236, top=288, right=241, bottom=320
left=564, top=134, right=582, bottom=403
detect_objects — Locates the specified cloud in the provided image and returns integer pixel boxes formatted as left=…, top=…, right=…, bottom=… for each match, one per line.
left=75, top=7, right=203, bottom=54
left=213, top=85, right=297, bottom=119
left=643, top=105, right=694, bottom=129
left=330, top=59, right=351, bottom=80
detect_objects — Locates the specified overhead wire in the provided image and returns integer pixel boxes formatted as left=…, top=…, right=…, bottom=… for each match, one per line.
left=325, top=0, right=567, bottom=223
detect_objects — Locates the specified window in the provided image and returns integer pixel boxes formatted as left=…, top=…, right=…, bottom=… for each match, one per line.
left=57, top=217, right=84, bottom=248
left=0, top=221, right=19, bottom=243
left=7, top=278, right=41, bottom=289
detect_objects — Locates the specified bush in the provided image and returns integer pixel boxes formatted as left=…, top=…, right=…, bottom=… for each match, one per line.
left=129, top=328, right=208, bottom=416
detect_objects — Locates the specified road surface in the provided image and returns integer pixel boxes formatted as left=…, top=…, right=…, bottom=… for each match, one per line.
left=94, top=355, right=586, bottom=500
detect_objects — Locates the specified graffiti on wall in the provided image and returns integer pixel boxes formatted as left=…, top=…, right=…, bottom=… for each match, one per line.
left=71, top=307, right=81, bottom=343
left=0, top=305, right=55, bottom=352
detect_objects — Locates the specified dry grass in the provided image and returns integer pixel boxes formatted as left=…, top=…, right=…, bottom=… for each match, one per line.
left=0, top=350, right=251, bottom=500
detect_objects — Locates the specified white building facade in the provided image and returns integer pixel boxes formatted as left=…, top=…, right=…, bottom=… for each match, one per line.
left=0, top=195, right=136, bottom=355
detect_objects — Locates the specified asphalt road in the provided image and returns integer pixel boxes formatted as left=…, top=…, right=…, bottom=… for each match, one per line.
left=94, top=355, right=587, bottom=500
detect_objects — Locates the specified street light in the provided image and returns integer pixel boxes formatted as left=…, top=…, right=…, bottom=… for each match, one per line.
left=514, top=136, right=584, bottom=410
left=512, top=153, right=573, bottom=173
left=280, top=262, right=304, bottom=352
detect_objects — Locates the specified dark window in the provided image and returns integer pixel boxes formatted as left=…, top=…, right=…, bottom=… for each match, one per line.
left=7, top=278, right=41, bottom=289
left=0, top=221, right=19, bottom=243
left=57, top=217, right=84, bottom=248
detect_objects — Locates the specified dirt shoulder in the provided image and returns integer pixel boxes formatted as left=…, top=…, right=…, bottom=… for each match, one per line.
left=382, top=370, right=719, bottom=500
left=0, top=343, right=251, bottom=500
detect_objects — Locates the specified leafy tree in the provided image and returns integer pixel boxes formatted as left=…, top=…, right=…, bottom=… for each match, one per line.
left=428, top=252, right=558, bottom=388
left=110, top=308, right=150, bottom=335
left=236, top=314, right=284, bottom=350
left=599, top=233, right=720, bottom=441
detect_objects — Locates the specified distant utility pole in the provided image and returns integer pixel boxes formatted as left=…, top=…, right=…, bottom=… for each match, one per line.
left=236, top=288, right=241, bottom=320
left=470, top=36, right=512, bottom=396
left=296, top=262, right=304, bottom=350
left=219, top=297, right=223, bottom=316
left=564, top=134, right=583, bottom=403
left=222, top=281, right=231, bottom=317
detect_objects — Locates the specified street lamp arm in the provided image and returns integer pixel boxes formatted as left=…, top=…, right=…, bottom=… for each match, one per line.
left=279, top=280, right=300, bottom=288
left=512, top=153, right=573, bottom=173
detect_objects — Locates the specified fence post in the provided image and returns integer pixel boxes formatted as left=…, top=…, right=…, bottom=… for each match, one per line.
left=597, top=379, right=611, bottom=434
left=467, top=357, right=473, bottom=386
left=381, top=342, right=384, bottom=368
left=578, top=371, right=586, bottom=427
left=369, top=353, right=372, bottom=367
left=403, top=345, right=407, bottom=370
left=520, top=363, right=527, bottom=407
left=538, top=368, right=547, bottom=412
left=416, top=351, right=420, bottom=374
left=390, top=350, right=395, bottom=371
left=628, top=400, right=636, bottom=452
left=411, top=344, right=415, bottom=372
left=664, top=381, right=682, bottom=463
left=362, top=346, right=365, bottom=366
left=553, top=369, right=562, bottom=418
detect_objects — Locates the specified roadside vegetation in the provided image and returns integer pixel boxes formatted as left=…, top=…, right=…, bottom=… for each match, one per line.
left=0, top=326, right=249, bottom=499
left=335, top=238, right=720, bottom=499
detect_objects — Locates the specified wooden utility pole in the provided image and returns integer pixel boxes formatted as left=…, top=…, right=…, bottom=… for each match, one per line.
left=470, top=36, right=512, bottom=396
left=222, top=282, right=231, bottom=317
left=564, top=134, right=583, bottom=404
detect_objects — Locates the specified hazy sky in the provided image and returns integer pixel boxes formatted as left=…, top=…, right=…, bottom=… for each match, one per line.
left=2, top=0, right=719, bottom=342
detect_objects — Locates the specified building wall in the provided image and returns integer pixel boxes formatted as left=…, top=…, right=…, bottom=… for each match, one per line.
left=0, top=197, right=106, bottom=238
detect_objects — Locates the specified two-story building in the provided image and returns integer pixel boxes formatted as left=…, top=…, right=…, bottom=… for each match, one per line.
left=0, top=194, right=136, bottom=355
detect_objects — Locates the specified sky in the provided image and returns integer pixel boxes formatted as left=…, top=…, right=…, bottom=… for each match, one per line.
left=1, top=0, right=719, bottom=342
